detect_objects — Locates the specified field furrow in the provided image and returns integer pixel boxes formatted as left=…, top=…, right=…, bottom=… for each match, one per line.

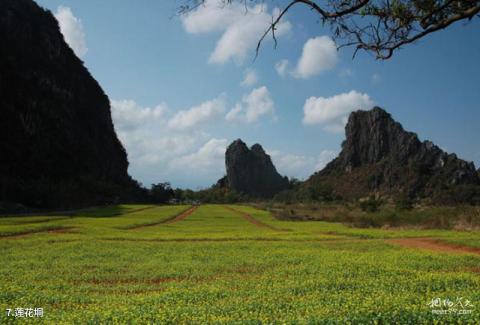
left=0, top=204, right=479, bottom=324
left=225, top=206, right=288, bottom=231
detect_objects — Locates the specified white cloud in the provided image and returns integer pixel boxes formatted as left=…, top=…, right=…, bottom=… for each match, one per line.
left=168, top=96, right=226, bottom=130
left=175, top=138, right=227, bottom=170
left=111, top=100, right=194, bottom=167
left=181, top=0, right=291, bottom=64
left=275, top=59, right=289, bottom=78
left=294, top=36, right=337, bottom=79
left=110, top=98, right=228, bottom=188
left=181, top=1, right=238, bottom=34
left=226, top=86, right=275, bottom=123
left=303, top=90, right=374, bottom=133
left=121, top=133, right=198, bottom=168
left=269, top=151, right=314, bottom=179
left=111, top=100, right=167, bottom=131
left=269, top=149, right=339, bottom=179
left=315, top=150, right=339, bottom=170
left=54, top=6, right=88, bottom=58
left=225, top=104, right=243, bottom=122
left=241, top=69, right=258, bottom=87
left=122, top=133, right=226, bottom=188
left=110, top=97, right=340, bottom=187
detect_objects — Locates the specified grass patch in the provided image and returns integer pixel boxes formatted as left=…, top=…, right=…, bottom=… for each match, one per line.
left=0, top=204, right=478, bottom=323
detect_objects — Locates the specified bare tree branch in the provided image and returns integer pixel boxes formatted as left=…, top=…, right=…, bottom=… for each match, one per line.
left=179, top=0, right=480, bottom=60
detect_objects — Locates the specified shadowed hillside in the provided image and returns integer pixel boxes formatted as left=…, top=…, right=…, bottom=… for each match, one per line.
left=0, top=0, right=142, bottom=210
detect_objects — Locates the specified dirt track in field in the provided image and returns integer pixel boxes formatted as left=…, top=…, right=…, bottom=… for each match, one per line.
left=110, top=206, right=157, bottom=217
left=388, top=237, right=480, bottom=255
left=1, top=227, right=77, bottom=239
left=225, top=206, right=288, bottom=232
left=164, top=206, right=198, bottom=224
left=131, top=206, right=198, bottom=230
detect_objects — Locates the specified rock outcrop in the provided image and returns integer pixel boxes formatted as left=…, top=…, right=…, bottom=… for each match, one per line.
left=218, top=139, right=289, bottom=198
left=0, top=0, right=140, bottom=210
left=306, top=107, right=480, bottom=202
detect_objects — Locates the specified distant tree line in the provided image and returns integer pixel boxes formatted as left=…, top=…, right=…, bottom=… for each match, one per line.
left=148, top=182, right=247, bottom=204
left=149, top=178, right=480, bottom=206
left=3, top=177, right=477, bottom=214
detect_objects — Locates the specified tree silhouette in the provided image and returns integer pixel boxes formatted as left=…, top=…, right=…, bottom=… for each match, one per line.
left=179, top=0, right=480, bottom=59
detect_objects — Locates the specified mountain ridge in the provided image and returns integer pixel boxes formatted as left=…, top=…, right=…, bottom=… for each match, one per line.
left=216, top=139, right=290, bottom=198
left=304, top=107, right=479, bottom=202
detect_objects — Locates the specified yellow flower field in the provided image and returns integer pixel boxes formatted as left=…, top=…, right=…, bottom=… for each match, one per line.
left=0, top=205, right=478, bottom=323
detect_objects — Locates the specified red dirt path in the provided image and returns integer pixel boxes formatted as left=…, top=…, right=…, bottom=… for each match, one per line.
left=164, top=206, right=198, bottom=224
left=388, top=237, right=480, bottom=255
left=131, top=206, right=198, bottom=230
left=225, top=206, right=287, bottom=231
left=1, top=227, right=77, bottom=239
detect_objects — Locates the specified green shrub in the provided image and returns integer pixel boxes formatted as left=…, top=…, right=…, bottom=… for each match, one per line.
left=395, top=194, right=414, bottom=211
left=433, top=185, right=480, bottom=205
left=359, top=197, right=383, bottom=212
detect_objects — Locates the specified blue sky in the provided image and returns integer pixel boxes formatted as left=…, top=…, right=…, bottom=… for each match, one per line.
left=37, top=0, right=480, bottom=189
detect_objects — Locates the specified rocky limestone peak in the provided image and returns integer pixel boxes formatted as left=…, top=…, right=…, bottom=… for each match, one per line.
left=309, top=107, right=479, bottom=201
left=340, top=106, right=421, bottom=168
left=229, top=138, right=248, bottom=148
left=250, top=143, right=266, bottom=155
left=222, top=139, right=289, bottom=198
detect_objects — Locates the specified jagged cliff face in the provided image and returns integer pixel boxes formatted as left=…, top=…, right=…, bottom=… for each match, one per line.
left=219, top=139, right=289, bottom=198
left=307, top=107, right=480, bottom=201
left=0, top=0, right=137, bottom=209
